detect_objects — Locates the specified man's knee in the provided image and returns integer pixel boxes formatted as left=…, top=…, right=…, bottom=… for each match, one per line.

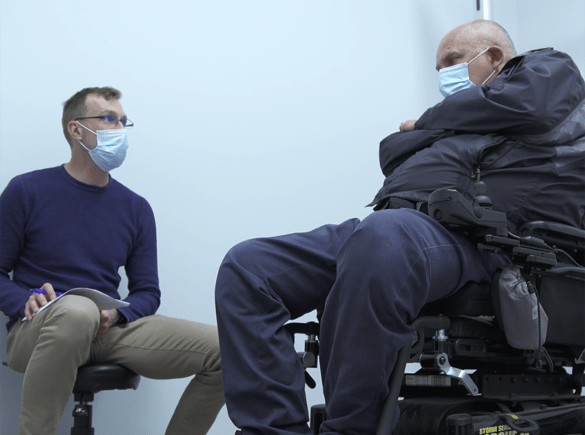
left=215, top=238, right=264, bottom=302
left=202, top=327, right=222, bottom=378
left=45, top=295, right=101, bottom=342
left=219, top=239, right=264, bottom=271
left=179, top=318, right=222, bottom=374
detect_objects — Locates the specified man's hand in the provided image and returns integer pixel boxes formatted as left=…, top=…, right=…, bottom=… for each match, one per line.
left=95, top=309, right=120, bottom=341
left=24, top=282, right=59, bottom=321
left=399, top=119, right=417, bottom=132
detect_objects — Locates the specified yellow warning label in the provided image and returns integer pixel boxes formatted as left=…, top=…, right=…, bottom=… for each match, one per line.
left=478, top=425, right=529, bottom=435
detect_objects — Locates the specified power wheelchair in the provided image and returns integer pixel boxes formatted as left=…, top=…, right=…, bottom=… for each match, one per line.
left=286, top=181, right=585, bottom=435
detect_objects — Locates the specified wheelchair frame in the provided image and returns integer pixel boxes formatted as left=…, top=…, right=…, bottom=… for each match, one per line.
left=287, top=186, right=585, bottom=435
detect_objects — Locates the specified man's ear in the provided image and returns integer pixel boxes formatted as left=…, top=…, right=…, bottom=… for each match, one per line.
left=67, top=120, right=83, bottom=142
left=487, top=46, right=505, bottom=68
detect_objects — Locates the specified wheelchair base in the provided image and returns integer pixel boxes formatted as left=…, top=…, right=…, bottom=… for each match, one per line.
left=393, top=396, right=585, bottom=435
left=310, top=397, right=585, bottom=435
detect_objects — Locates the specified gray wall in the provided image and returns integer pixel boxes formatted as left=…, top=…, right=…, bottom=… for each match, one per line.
left=1, top=0, right=583, bottom=433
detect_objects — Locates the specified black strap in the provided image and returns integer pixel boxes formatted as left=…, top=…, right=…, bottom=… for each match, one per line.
left=376, top=197, right=428, bottom=215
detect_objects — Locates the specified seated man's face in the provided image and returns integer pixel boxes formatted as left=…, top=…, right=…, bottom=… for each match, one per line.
left=75, top=95, right=128, bottom=150
left=435, top=27, right=496, bottom=86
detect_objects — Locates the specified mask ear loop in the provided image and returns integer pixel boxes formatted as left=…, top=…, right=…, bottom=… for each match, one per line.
left=468, top=47, right=490, bottom=65
left=75, top=121, right=97, bottom=152
left=469, top=48, right=498, bottom=85
left=481, top=68, right=498, bottom=85
left=75, top=121, right=97, bottom=136
left=78, top=140, right=91, bottom=151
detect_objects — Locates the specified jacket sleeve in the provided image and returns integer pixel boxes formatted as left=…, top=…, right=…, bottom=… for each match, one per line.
left=379, top=129, right=454, bottom=177
left=416, top=49, right=585, bottom=137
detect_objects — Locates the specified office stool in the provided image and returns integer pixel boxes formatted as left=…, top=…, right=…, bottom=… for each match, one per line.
left=71, top=363, right=141, bottom=435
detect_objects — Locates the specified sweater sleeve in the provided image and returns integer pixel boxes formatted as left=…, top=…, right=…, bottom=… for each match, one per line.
left=0, top=178, right=35, bottom=324
left=117, top=197, right=161, bottom=323
left=416, top=49, right=585, bottom=137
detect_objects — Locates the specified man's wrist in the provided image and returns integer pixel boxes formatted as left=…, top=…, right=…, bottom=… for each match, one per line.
left=116, top=310, right=127, bottom=325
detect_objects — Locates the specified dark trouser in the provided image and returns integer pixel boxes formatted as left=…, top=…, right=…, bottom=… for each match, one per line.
left=215, top=209, right=509, bottom=435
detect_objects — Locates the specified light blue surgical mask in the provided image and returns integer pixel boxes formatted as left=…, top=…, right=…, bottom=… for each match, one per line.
left=76, top=122, right=129, bottom=172
left=438, top=48, right=496, bottom=98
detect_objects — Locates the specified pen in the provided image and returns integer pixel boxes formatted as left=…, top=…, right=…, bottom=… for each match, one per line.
left=31, top=288, right=64, bottom=297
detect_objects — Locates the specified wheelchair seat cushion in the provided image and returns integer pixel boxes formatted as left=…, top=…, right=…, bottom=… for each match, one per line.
left=447, top=316, right=505, bottom=342
left=419, top=281, right=494, bottom=318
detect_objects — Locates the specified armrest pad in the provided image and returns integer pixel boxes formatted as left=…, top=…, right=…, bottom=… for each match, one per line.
left=519, top=221, right=584, bottom=266
left=519, top=221, right=585, bottom=240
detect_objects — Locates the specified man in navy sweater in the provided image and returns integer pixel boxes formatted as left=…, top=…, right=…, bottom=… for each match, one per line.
left=0, top=87, right=224, bottom=435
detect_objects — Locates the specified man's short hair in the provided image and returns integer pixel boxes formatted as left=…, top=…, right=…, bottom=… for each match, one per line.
left=62, top=86, right=122, bottom=146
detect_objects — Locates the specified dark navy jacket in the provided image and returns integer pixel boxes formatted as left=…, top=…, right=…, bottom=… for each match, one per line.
left=370, top=48, right=585, bottom=233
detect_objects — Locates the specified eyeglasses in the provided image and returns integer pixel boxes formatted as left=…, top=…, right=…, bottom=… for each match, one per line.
left=75, top=115, right=134, bottom=127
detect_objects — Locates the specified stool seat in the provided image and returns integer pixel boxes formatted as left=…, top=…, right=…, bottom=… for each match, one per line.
left=74, top=363, right=140, bottom=394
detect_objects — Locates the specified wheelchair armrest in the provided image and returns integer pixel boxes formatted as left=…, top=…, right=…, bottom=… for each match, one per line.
left=520, top=221, right=584, bottom=262
left=519, top=221, right=585, bottom=266
left=519, top=221, right=585, bottom=241
left=428, top=189, right=508, bottom=237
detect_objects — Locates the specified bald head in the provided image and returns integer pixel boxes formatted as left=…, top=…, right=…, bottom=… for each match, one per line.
left=436, top=20, right=517, bottom=85
left=459, top=20, right=515, bottom=55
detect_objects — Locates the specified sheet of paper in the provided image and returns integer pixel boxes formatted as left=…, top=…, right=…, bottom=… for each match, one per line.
left=23, top=288, right=129, bottom=321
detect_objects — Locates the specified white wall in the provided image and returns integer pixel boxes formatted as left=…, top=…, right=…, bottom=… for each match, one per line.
left=1, top=1, right=583, bottom=434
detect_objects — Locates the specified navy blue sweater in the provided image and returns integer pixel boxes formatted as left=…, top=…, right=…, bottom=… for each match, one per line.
left=0, top=165, right=161, bottom=332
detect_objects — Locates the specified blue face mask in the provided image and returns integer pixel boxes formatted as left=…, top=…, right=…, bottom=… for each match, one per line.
left=438, top=48, right=496, bottom=98
left=76, top=122, right=129, bottom=172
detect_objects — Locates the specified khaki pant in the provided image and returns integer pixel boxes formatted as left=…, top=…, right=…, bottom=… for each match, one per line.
left=6, top=295, right=224, bottom=435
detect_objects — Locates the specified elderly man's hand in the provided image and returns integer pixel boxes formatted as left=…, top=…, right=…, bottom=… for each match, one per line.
left=399, top=120, right=417, bottom=132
